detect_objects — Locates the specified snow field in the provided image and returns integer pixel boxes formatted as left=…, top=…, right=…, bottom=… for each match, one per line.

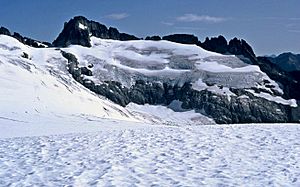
left=0, top=124, right=299, bottom=186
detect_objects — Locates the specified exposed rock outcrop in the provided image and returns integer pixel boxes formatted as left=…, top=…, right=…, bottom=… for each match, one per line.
left=145, top=36, right=161, bottom=41
left=199, top=36, right=256, bottom=61
left=200, top=35, right=228, bottom=54
left=0, top=27, right=11, bottom=36
left=162, top=34, right=199, bottom=45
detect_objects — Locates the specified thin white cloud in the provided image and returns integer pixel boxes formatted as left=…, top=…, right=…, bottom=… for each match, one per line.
left=106, top=13, right=129, bottom=20
left=286, top=23, right=296, bottom=28
left=254, top=17, right=300, bottom=21
left=288, top=29, right=300, bottom=33
left=161, top=21, right=174, bottom=26
left=288, top=17, right=300, bottom=21
left=176, top=14, right=226, bottom=23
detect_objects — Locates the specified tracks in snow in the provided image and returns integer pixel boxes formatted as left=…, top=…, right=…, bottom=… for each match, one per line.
left=0, top=124, right=300, bottom=186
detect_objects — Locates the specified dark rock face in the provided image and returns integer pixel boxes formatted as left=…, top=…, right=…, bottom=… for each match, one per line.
left=74, top=71, right=297, bottom=123
left=61, top=51, right=81, bottom=82
left=163, top=34, right=257, bottom=64
left=103, top=80, right=296, bottom=123
left=228, top=38, right=256, bottom=60
left=53, top=16, right=140, bottom=47
left=0, top=27, right=11, bottom=35
left=13, top=32, right=48, bottom=48
left=199, top=36, right=256, bottom=60
left=80, top=67, right=93, bottom=76
left=120, top=33, right=140, bottom=41
left=92, top=81, right=130, bottom=107
left=21, top=52, right=29, bottom=59
left=129, top=80, right=166, bottom=105
left=268, top=52, right=300, bottom=72
left=145, top=36, right=161, bottom=41
left=53, top=17, right=92, bottom=47
left=162, top=34, right=199, bottom=45
left=0, top=26, right=49, bottom=48
left=200, top=35, right=228, bottom=54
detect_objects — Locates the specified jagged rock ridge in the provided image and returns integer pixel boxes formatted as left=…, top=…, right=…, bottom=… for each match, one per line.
left=53, top=16, right=139, bottom=47
left=0, top=26, right=50, bottom=48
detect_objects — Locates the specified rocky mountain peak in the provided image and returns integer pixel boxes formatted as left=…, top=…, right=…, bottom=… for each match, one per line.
left=199, top=36, right=256, bottom=60
left=200, top=35, right=228, bottom=54
left=52, top=16, right=139, bottom=47
left=228, top=38, right=256, bottom=60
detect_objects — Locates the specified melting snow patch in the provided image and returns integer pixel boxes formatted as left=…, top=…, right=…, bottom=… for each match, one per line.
left=126, top=103, right=215, bottom=126
left=192, top=79, right=235, bottom=100
left=78, top=23, right=88, bottom=30
left=247, top=89, right=298, bottom=107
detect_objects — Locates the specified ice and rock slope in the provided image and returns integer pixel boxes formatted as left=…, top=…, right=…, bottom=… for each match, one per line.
left=0, top=35, right=137, bottom=124
left=61, top=37, right=298, bottom=123
left=0, top=35, right=213, bottom=134
left=65, top=37, right=283, bottom=92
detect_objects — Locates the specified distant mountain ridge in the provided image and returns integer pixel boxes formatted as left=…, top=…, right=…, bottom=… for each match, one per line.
left=267, top=52, right=300, bottom=72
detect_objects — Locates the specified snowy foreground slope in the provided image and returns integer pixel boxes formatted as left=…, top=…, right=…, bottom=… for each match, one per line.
left=0, top=124, right=299, bottom=186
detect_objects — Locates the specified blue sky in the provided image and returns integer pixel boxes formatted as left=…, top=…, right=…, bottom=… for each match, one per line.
left=0, top=0, right=299, bottom=55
